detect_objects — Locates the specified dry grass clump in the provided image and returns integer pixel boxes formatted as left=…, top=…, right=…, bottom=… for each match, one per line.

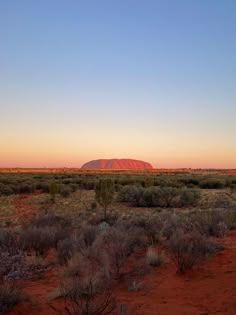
left=167, top=229, right=222, bottom=273
left=192, top=210, right=229, bottom=237
left=20, top=212, right=71, bottom=257
left=146, top=247, right=165, bottom=267
left=57, top=225, right=99, bottom=265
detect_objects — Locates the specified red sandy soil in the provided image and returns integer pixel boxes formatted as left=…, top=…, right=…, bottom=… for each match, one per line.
left=0, top=194, right=35, bottom=223
left=13, top=194, right=37, bottom=222
left=5, top=195, right=236, bottom=315
left=7, top=230, right=236, bottom=315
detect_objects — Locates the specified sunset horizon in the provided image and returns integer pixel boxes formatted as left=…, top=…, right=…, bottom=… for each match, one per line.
left=1, top=1, right=235, bottom=169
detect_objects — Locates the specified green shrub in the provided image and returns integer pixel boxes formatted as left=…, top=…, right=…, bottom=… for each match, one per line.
left=95, top=179, right=114, bottom=221
left=60, top=185, right=72, bottom=197
left=49, top=181, right=59, bottom=202
left=180, top=189, right=201, bottom=207
left=199, top=178, right=226, bottom=189
left=0, top=183, right=14, bottom=196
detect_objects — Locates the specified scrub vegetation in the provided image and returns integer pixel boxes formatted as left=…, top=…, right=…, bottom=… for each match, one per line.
left=0, top=170, right=235, bottom=314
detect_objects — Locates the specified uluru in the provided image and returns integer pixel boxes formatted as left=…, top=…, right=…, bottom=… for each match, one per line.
left=81, top=158, right=153, bottom=170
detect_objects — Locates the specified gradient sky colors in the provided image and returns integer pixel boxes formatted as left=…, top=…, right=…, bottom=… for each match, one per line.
left=1, top=0, right=236, bottom=168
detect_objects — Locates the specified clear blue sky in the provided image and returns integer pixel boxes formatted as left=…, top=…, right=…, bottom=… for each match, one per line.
left=1, top=0, right=236, bottom=168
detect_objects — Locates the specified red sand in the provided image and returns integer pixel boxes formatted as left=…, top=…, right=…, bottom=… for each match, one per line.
left=7, top=230, right=236, bottom=315
left=5, top=195, right=236, bottom=315
left=0, top=194, right=36, bottom=223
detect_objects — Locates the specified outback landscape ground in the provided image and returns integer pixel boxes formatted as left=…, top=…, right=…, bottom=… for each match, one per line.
left=0, top=169, right=236, bottom=315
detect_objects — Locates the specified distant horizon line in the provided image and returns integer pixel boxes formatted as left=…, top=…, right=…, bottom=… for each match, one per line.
left=0, top=167, right=235, bottom=170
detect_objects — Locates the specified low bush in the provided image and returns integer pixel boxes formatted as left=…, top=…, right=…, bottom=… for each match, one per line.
left=0, top=183, right=14, bottom=196
left=60, top=185, right=72, bottom=197
left=118, top=185, right=143, bottom=204
left=0, top=251, right=25, bottom=280
left=199, top=178, right=226, bottom=189
left=30, top=212, right=71, bottom=229
left=192, top=210, right=228, bottom=238
left=21, top=225, right=68, bottom=256
left=57, top=237, right=76, bottom=265
left=52, top=280, right=116, bottom=315
left=168, top=230, right=221, bottom=273
left=0, top=229, right=19, bottom=255
left=161, top=213, right=188, bottom=240
left=21, top=213, right=70, bottom=257
left=118, top=186, right=200, bottom=208
left=94, top=226, right=142, bottom=279
left=17, top=183, right=34, bottom=194
left=0, top=284, right=25, bottom=314
left=180, top=189, right=201, bottom=207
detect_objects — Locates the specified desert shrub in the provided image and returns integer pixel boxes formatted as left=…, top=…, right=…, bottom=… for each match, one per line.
left=95, top=179, right=114, bottom=221
left=0, top=284, right=25, bottom=314
left=0, top=230, right=25, bottom=280
left=21, top=219, right=69, bottom=257
left=118, top=185, right=142, bottom=204
left=49, top=181, right=59, bottom=202
left=90, top=201, right=97, bottom=210
left=0, top=229, right=19, bottom=255
left=199, top=178, right=226, bottom=189
left=94, top=227, right=137, bottom=279
left=82, top=180, right=97, bottom=190
left=78, top=225, right=98, bottom=249
left=21, top=226, right=55, bottom=256
left=119, top=186, right=179, bottom=207
left=146, top=247, right=165, bottom=267
left=57, top=238, right=76, bottom=265
left=180, top=177, right=200, bottom=187
left=17, top=183, right=34, bottom=194
left=168, top=230, right=220, bottom=273
left=30, top=212, right=70, bottom=229
left=118, top=186, right=199, bottom=208
left=157, top=187, right=180, bottom=207
left=55, top=278, right=116, bottom=315
left=60, top=185, right=72, bottom=197
left=120, top=216, right=161, bottom=245
left=34, top=181, right=50, bottom=192
left=138, top=187, right=157, bottom=207
left=66, top=225, right=100, bottom=258
left=60, top=247, right=116, bottom=315
left=64, top=253, right=86, bottom=278
left=139, top=186, right=179, bottom=207
left=193, top=210, right=228, bottom=237
left=223, top=210, right=236, bottom=230
left=180, top=189, right=201, bottom=207
left=161, top=213, right=188, bottom=240
left=70, top=183, right=79, bottom=192
left=0, top=251, right=25, bottom=281
left=0, top=183, right=14, bottom=196
left=117, top=215, right=163, bottom=245
left=125, top=227, right=148, bottom=251
left=143, top=177, right=154, bottom=188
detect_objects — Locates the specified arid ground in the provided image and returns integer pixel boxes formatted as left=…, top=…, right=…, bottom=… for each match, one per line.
left=0, top=171, right=236, bottom=315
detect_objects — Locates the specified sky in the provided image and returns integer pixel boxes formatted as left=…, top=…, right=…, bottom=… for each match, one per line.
left=0, top=0, right=236, bottom=168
